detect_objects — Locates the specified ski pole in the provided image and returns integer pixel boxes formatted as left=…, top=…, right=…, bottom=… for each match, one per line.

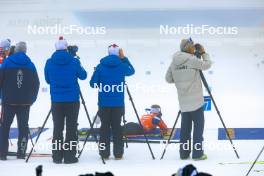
left=26, top=109, right=51, bottom=163
left=160, top=110, right=181, bottom=159
left=125, top=83, right=155, bottom=160
left=246, top=145, right=264, bottom=176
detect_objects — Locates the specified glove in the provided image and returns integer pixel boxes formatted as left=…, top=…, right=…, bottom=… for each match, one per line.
left=119, top=48, right=125, bottom=59
left=161, top=129, right=170, bottom=139
left=194, top=43, right=205, bottom=55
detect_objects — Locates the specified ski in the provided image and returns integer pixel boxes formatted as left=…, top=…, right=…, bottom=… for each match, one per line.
left=125, top=139, right=180, bottom=144
left=219, top=161, right=264, bottom=165
left=8, top=152, right=51, bottom=157
left=254, top=170, right=264, bottom=173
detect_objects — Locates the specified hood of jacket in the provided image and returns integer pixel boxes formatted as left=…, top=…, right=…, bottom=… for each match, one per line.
left=172, top=51, right=194, bottom=67
left=100, top=55, right=122, bottom=67
left=51, top=50, right=73, bottom=65
left=9, top=52, right=31, bottom=65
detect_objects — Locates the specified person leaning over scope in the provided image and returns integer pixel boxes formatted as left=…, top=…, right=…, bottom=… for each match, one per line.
left=0, top=41, right=40, bottom=160
left=90, top=44, right=135, bottom=160
left=44, top=37, right=87, bottom=164
left=165, top=38, right=212, bottom=161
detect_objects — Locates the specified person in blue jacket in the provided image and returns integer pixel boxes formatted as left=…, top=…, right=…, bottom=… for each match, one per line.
left=0, top=41, right=40, bottom=160
left=44, top=37, right=87, bottom=164
left=90, top=44, right=135, bottom=160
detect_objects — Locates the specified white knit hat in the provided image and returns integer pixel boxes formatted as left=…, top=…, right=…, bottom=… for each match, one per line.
left=55, top=36, right=68, bottom=50
left=108, top=44, right=120, bottom=56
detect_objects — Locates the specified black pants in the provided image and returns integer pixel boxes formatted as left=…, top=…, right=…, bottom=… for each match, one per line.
left=98, top=107, right=124, bottom=158
left=0, top=104, right=30, bottom=157
left=180, top=106, right=205, bottom=159
left=51, top=102, right=80, bottom=161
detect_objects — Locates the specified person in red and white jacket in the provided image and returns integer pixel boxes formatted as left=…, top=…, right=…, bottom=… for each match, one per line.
left=0, top=39, right=11, bottom=65
left=140, top=104, right=168, bottom=136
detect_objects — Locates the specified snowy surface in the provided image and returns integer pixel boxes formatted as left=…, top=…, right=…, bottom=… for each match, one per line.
left=1, top=129, right=264, bottom=176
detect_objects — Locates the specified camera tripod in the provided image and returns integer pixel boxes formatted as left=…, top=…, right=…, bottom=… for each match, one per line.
left=78, top=83, right=155, bottom=160
left=25, top=89, right=104, bottom=163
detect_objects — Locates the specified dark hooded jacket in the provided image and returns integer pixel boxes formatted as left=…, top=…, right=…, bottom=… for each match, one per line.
left=0, top=52, right=39, bottom=105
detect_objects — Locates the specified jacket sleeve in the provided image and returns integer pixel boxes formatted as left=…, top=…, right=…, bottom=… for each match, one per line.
left=186, top=53, right=212, bottom=70
left=0, top=60, right=6, bottom=89
left=0, top=65, right=4, bottom=89
left=32, top=65, right=40, bottom=103
left=76, top=59, right=87, bottom=80
left=89, top=65, right=100, bottom=88
left=158, top=119, right=168, bottom=130
left=44, top=60, right=50, bottom=84
left=122, top=57, right=135, bottom=76
left=165, top=63, right=174, bottom=83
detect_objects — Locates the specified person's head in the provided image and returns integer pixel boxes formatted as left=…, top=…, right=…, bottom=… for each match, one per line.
left=180, top=38, right=195, bottom=54
left=0, top=39, right=11, bottom=58
left=150, top=104, right=162, bottom=117
left=108, top=44, right=120, bottom=56
left=15, top=41, right=27, bottom=53
left=55, top=36, right=68, bottom=51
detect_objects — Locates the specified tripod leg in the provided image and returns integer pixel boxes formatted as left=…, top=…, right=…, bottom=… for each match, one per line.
left=160, top=110, right=181, bottom=160
left=25, top=109, right=51, bottom=163
left=79, top=91, right=98, bottom=141
left=77, top=111, right=105, bottom=164
left=122, top=115, right=128, bottom=148
left=126, top=84, right=155, bottom=159
left=200, top=71, right=239, bottom=159
left=9, top=139, right=13, bottom=146
left=246, top=145, right=264, bottom=176
left=28, top=129, right=36, bottom=152
left=78, top=112, right=98, bottom=158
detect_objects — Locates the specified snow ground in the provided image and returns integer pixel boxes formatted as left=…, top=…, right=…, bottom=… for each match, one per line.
left=0, top=129, right=263, bottom=176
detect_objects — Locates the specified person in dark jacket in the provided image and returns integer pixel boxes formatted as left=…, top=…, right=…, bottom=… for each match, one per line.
left=0, top=41, right=40, bottom=160
left=90, top=44, right=135, bottom=160
left=44, top=37, right=87, bottom=164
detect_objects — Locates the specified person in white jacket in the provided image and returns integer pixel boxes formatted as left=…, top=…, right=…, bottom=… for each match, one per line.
left=165, top=38, right=212, bottom=161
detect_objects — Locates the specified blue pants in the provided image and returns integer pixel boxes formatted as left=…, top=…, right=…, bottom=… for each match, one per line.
left=0, top=104, right=30, bottom=157
left=180, top=106, right=205, bottom=159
